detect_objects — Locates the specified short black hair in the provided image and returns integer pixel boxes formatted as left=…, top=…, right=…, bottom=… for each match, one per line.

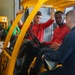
left=35, top=11, right=42, bottom=16
left=55, top=11, right=64, bottom=15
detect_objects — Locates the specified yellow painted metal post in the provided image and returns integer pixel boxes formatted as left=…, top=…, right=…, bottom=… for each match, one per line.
left=3, top=13, right=24, bottom=49
left=3, top=11, right=24, bottom=75
left=5, top=0, right=48, bottom=75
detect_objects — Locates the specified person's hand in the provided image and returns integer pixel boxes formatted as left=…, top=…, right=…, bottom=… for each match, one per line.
left=50, top=42, right=62, bottom=50
left=16, top=10, right=24, bottom=26
left=16, top=10, right=24, bottom=15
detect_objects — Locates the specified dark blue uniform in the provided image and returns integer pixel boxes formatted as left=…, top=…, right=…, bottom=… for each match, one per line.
left=40, top=26, right=75, bottom=75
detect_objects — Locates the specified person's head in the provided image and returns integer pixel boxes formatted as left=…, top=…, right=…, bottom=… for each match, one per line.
left=10, top=20, right=14, bottom=25
left=33, top=11, right=42, bottom=24
left=55, top=11, right=65, bottom=26
left=65, top=10, right=75, bottom=29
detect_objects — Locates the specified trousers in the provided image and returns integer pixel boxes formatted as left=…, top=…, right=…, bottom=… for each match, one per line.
left=29, top=47, right=54, bottom=75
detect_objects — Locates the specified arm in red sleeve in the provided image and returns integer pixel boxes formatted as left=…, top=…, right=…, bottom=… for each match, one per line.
left=42, top=8, right=55, bottom=29
left=42, top=19, right=54, bottom=29
left=52, top=27, right=70, bottom=44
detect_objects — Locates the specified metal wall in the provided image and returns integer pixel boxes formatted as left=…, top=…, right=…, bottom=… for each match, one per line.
left=0, top=0, right=15, bottom=23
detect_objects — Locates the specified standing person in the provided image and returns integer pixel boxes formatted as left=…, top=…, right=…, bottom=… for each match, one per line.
left=17, top=8, right=55, bottom=75
left=38, top=9, right=75, bottom=75
left=16, top=8, right=55, bottom=42
left=29, top=11, right=70, bottom=75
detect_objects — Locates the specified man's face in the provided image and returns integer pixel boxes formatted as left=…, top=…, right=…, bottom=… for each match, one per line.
left=55, top=13, right=64, bottom=26
left=34, top=15, right=42, bottom=24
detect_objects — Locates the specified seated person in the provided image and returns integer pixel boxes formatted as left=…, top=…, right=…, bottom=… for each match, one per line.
left=5, top=20, right=20, bottom=44
left=17, top=8, right=55, bottom=75
left=38, top=9, right=75, bottom=75
left=29, top=11, right=70, bottom=75
left=17, top=8, right=54, bottom=43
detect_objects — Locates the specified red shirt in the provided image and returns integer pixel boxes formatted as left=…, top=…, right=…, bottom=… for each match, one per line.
left=19, top=19, right=54, bottom=42
left=44, top=24, right=70, bottom=45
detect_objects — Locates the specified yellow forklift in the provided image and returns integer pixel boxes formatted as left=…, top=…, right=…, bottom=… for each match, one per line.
left=0, top=16, right=8, bottom=74
left=0, top=16, right=8, bottom=51
left=0, top=16, right=8, bottom=40
left=1, top=0, right=75, bottom=75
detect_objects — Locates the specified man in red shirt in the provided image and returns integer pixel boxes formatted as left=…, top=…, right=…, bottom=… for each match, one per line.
left=42, top=11, right=70, bottom=50
left=17, top=8, right=54, bottom=42
left=17, top=8, right=55, bottom=75
left=29, top=11, right=70, bottom=75
left=43, top=23, right=69, bottom=50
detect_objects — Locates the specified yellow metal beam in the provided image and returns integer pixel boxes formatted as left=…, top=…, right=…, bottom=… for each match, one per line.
left=21, top=0, right=75, bottom=11
left=2, top=9, right=25, bottom=75
left=4, top=0, right=48, bottom=75
left=3, top=50, right=11, bottom=59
